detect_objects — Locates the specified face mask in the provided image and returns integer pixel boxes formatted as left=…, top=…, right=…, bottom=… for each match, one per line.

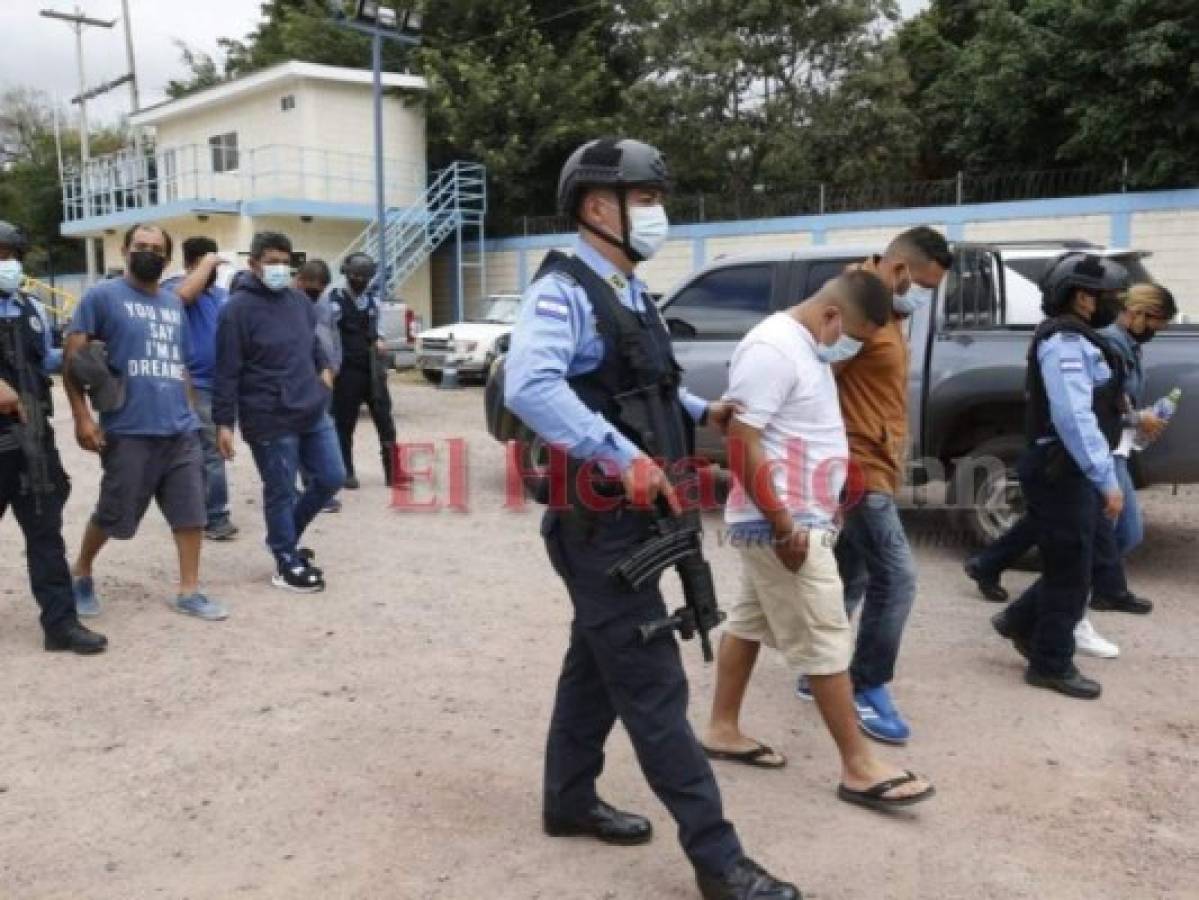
left=894, top=284, right=934, bottom=316
left=304, top=287, right=322, bottom=302
left=815, top=333, right=863, bottom=364
left=627, top=204, right=670, bottom=261
left=128, top=250, right=166, bottom=283
left=1132, top=327, right=1156, bottom=345
left=348, top=277, right=369, bottom=295
left=1090, top=293, right=1122, bottom=329
left=261, top=264, right=291, bottom=292
left=0, top=259, right=22, bottom=293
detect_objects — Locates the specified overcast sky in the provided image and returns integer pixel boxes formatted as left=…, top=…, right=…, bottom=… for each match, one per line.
left=2, top=0, right=931, bottom=126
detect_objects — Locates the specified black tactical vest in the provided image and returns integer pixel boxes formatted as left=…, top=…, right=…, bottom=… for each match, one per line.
left=1025, top=316, right=1125, bottom=451
left=0, top=292, right=52, bottom=433
left=332, top=288, right=375, bottom=368
left=534, top=251, right=695, bottom=463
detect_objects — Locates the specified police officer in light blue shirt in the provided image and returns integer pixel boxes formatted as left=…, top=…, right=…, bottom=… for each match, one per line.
left=504, top=139, right=799, bottom=900
left=992, top=252, right=1131, bottom=700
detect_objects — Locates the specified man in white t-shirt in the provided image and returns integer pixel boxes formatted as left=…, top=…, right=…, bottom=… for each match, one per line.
left=700, top=269, right=935, bottom=812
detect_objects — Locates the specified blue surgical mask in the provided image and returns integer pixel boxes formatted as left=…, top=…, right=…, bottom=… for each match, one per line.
left=628, top=204, right=670, bottom=261
left=894, top=284, right=934, bottom=315
left=0, top=259, right=22, bottom=294
left=261, top=264, right=291, bottom=292
left=815, top=333, right=863, bottom=364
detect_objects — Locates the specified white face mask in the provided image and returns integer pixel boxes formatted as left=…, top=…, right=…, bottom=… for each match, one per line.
left=627, top=204, right=670, bottom=261
left=0, top=259, right=22, bottom=294
left=815, top=333, right=863, bottom=364
left=261, top=264, right=291, bottom=292
left=894, top=284, right=934, bottom=315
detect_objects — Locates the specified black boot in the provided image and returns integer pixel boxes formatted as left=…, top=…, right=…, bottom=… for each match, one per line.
left=696, top=857, right=801, bottom=900
left=543, top=800, right=652, bottom=846
left=965, top=557, right=1008, bottom=603
left=44, top=619, right=108, bottom=655
left=1025, top=665, right=1101, bottom=699
left=1090, top=591, right=1153, bottom=614
left=382, top=442, right=411, bottom=487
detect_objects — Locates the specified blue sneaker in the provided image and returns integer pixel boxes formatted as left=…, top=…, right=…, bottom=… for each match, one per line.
left=73, top=576, right=100, bottom=618
left=854, top=685, right=911, bottom=744
left=169, top=592, right=229, bottom=621
left=795, top=673, right=813, bottom=701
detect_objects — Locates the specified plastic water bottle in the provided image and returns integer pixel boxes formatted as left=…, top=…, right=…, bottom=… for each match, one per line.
left=1132, top=387, right=1181, bottom=452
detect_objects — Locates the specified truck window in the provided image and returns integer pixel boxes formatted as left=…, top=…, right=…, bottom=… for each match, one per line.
left=663, top=264, right=773, bottom=339
left=802, top=259, right=860, bottom=299
left=942, top=247, right=1001, bottom=329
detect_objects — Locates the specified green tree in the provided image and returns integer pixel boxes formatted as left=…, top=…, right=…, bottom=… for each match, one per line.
left=900, top=0, right=1199, bottom=187
left=0, top=89, right=124, bottom=277
left=629, top=0, right=916, bottom=202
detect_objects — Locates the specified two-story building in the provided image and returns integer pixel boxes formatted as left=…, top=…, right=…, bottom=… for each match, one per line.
left=60, top=60, right=486, bottom=328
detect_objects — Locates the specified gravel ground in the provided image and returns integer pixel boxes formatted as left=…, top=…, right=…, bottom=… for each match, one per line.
left=1, top=374, right=1196, bottom=900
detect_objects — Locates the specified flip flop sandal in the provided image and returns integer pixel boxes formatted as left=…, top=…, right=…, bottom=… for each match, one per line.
left=701, top=741, right=787, bottom=769
left=837, top=771, right=935, bottom=812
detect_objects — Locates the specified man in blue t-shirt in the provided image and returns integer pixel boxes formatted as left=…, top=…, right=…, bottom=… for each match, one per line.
left=64, top=223, right=228, bottom=623
left=162, top=236, right=237, bottom=541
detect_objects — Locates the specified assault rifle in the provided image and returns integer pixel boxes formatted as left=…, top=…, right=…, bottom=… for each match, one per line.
left=605, top=379, right=725, bottom=662
left=0, top=317, right=54, bottom=514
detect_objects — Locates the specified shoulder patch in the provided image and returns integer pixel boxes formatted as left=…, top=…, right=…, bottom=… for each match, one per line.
left=1059, top=358, right=1084, bottom=372
left=535, top=296, right=571, bottom=322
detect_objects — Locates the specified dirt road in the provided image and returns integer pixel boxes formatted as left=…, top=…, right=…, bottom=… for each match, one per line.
left=2, top=376, right=1196, bottom=899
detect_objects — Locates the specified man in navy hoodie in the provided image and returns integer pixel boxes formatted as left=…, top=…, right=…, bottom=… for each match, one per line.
left=213, top=232, right=344, bottom=592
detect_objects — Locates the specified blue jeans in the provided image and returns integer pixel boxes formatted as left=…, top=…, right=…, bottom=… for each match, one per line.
left=248, top=416, right=345, bottom=570
left=1112, top=456, right=1143, bottom=555
left=193, top=388, right=230, bottom=528
left=835, top=492, right=917, bottom=691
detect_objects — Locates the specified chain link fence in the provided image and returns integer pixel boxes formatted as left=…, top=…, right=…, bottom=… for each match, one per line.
left=496, top=167, right=1133, bottom=238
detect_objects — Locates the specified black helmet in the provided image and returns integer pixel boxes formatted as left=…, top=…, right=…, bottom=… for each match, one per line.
left=557, top=138, right=671, bottom=219
left=340, top=252, right=377, bottom=281
left=1039, top=252, right=1130, bottom=319
left=0, top=220, right=28, bottom=258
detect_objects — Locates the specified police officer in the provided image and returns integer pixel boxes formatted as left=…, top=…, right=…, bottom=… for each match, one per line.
left=0, top=220, right=107, bottom=654
left=505, top=140, right=799, bottom=899
left=329, top=252, right=406, bottom=488
left=992, top=252, right=1130, bottom=699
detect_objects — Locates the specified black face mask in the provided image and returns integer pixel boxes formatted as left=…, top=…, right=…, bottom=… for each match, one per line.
left=304, top=288, right=322, bottom=301
left=128, top=251, right=166, bottom=282
left=348, top=277, right=369, bottom=295
left=205, top=268, right=218, bottom=291
left=1090, top=293, right=1123, bottom=330
left=1132, top=327, right=1156, bottom=345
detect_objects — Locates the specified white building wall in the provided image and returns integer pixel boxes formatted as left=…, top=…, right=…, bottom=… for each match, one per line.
left=963, top=215, right=1110, bottom=245
left=1131, top=209, right=1199, bottom=320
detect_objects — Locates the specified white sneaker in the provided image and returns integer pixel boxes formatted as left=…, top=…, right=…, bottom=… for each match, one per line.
left=1075, top=618, right=1119, bottom=659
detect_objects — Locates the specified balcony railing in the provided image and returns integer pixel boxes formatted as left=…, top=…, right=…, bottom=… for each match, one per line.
left=62, top=143, right=426, bottom=223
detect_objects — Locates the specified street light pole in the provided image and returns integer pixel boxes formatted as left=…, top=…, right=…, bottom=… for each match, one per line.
left=372, top=29, right=387, bottom=289
left=120, top=0, right=148, bottom=206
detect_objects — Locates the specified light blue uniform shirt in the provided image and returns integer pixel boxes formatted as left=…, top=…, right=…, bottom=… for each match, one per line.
left=0, top=292, right=61, bottom=374
left=504, top=237, right=708, bottom=473
left=1037, top=331, right=1118, bottom=494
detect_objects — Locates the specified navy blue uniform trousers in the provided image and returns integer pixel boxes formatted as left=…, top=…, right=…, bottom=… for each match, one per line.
left=1003, top=443, right=1113, bottom=675
left=541, top=507, right=742, bottom=877
left=0, top=436, right=76, bottom=631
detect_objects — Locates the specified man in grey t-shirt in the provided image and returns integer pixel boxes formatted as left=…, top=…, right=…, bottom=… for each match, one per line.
left=64, top=223, right=228, bottom=623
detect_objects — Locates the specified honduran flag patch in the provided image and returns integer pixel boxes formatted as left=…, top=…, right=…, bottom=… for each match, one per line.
left=535, top=296, right=571, bottom=322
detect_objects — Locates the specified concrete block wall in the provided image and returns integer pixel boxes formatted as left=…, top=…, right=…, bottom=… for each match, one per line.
left=464, top=189, right=1199, bottom=323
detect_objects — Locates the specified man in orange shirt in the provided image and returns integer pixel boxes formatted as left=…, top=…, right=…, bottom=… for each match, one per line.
left=801, top=227, right=952, bottom=744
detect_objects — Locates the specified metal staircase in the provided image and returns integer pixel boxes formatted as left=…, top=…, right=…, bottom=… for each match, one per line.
left=338, top=162, right=486, bottom=320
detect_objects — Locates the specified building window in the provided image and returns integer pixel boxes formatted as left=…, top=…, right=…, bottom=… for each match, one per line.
left=209, top=132, right=239, bottom=173
left=280, top=94, right=296, bottom=112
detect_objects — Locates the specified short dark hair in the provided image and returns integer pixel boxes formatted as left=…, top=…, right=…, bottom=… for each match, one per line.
left=836, top=269, right=892, bottom=327
left=297, top=259, right=331, bottom=286
left=250, top=231, right=292, bottom=260
left=887, top=226, right=953, bottom=270
left=182, top=236, right=218, bottom=267
left=122, top=223, right=172, bottom=259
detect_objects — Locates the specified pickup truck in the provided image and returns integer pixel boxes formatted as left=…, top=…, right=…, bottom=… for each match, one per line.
left=486, top=241, right=1199, bottom=545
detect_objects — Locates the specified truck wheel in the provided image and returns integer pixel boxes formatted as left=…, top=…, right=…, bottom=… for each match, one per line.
left=421, top=369, right=442, bottom=385
left=951, top=434, right=1027, bottom=548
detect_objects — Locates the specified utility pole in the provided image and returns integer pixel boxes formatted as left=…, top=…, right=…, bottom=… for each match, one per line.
left=119, top=0, right=147, bottom=205
left=40, top=6, right=116, bottom=283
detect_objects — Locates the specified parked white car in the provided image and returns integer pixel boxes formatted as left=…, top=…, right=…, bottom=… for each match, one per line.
left=415, top=294, right=522, bottom=383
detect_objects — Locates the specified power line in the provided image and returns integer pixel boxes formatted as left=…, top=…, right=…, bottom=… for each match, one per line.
left=453, top=1, right=609, bottom=48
